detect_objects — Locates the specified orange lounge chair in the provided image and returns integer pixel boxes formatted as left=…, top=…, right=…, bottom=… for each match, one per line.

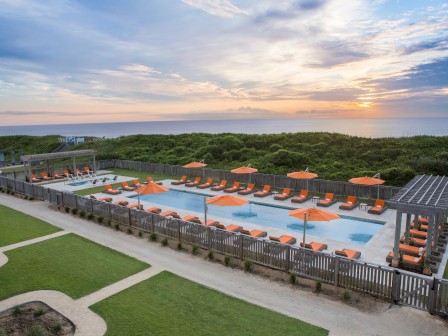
left=104, top=184, right=122, bottom=195
left=335, top=248, right=361, bottom=259
left=114, top=200, right=128, bottom=206
left=83, top=166, right=91, bottom=174
left=31, top=173, right=41, bottom=183
left=399, top=243, right=425, bottom=257
left=147, top=176, right=163, bottom=185
left=410, top=222, right=428, bottom=232
left=386, top=252, right=423, bottom=270
left=40, top=172, right=53, bottom=181
left=274, top=188, right=293, bottom=201
left=269, top=235, right=297, bottom=245
left=121, top=181, right=136, bottom=191
left=53, top=171, right=64, bottom=179
left=146, top=207, right=162, bottom=214
left=291, top=190, right=310, bottom=203
left=254, top=185, right=272, bottom=198
left=410, top=229, right=427, bottom=239
left=300, top=242, right=328, bottom=251
left=161, top=210, right=181, bottom=219
left=128, top=203, right=144, bottom=210
left=185, top=177, right=201, bottom=187
left=317, top=193, right=336, bottom=207
left=238, top=183, right=255, bottom=195
left=75, top=168, right=85, bottom=176
left=183, top=215, right=203, bottom=224
left=62, top=169, right=70, bottom=177
left=400, top=236, right=427, bottom=248
left=90, top=195, right=112, bottom=202
left=211, top=180, right=227, bottom=191
left=214, top=223, right=242, bottom=232
left=224, top=182, right=241, bottom=193
left=197, top=178, right=213, bottom=189
left=339, top=196, right=359, bottom=210
left=240, top=229, right=267, bottom=237
left=368, top=200, right=387, bottom=214
left=171, top=176, right=188, bottom=185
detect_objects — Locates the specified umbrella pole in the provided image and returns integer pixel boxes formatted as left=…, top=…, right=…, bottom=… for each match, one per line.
left=137, top=180, right=141, bottom=209
left=204, top=198, right=208, bottom=225
left=377, top=184, right=380, bottom=200
left=302, top=212, right=307, bottom=246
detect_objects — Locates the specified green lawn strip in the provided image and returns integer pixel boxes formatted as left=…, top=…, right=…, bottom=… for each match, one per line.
left=74, top=168, right=176, bottom=196
left=91, top=271, right=328, bottom=336
left=0, top=233, right=149, bottom=300
left=0, top=205, right=61, bottom=247
left=443, top=264, right=448, bottom=279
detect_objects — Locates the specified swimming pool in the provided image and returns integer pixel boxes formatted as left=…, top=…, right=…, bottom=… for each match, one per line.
left=133, top=190, right=384, bottom=245
left=67, top=181, right=89, bottom=186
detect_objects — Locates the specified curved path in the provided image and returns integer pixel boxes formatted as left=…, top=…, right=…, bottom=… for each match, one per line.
left=0, top=194, right=446, bottom=336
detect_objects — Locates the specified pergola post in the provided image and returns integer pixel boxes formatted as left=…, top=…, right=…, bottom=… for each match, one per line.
left=72, top=156, right=76, bottom=175
left=424, top=215, right=435, bottom=274
left=404, top=213, right=411, bottom=244
left=392, top=211, right=403, bottom=267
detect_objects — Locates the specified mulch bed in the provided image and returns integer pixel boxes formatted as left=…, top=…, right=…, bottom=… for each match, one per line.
left=0, top=301, right=75, bottom=336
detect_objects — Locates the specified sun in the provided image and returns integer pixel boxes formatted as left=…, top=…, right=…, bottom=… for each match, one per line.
left=356, top=102, right=373, bottom=108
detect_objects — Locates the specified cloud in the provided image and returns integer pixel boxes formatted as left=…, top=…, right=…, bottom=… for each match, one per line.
left=182, top=0, right=249, bottom=18
left=403, top=38, right=448, bottom=55
left=158, top=107, right=287, bottom=120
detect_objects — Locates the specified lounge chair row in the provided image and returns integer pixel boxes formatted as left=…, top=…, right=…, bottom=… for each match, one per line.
left=31, top=167, right=95, bottom=182
left=102, top=177, right=161, bottom=195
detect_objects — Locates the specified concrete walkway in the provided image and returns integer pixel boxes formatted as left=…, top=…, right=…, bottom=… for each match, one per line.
left=0, top=194, right=446, bottom=336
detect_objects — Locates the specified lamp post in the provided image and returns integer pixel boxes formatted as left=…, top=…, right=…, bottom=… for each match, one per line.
left=136, top=179, right=141, bottom=209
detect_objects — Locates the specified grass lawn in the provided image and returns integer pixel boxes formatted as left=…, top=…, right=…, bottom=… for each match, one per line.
left=444, top=264, right=448, bottom=279
left=0, top=233, right=149, bottom=300
left=0, top=205, right=61, bottom=247
left=74, top=168, right=176, bottom=196
left=91, top=271, right=328, bottom=336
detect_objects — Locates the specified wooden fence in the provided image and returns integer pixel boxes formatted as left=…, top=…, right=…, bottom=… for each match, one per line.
left=0, top=175, right=446, bottom=316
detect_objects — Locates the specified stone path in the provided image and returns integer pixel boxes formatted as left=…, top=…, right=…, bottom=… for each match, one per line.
left=0, top=194, right=446, bottom=336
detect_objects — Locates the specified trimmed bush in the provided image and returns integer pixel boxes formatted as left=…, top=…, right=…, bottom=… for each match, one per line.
left=29, top=196, right=35, bottom=201
left=138, top=231, right=143, bottom=238
left=207, top=249, right=214, bottom=260
left=315, top=280, right=322, bottom=293
left=150, top=233, right=158, bottom=242
left=192, top=244, right=199, bottom=255
left=107, top=219, right=112, bottom=226
left=244, top=259, right=253, bottom=272
left=289, top=273, right=297, bottom=285
left=343, top=289, right=351, bottom=301
left=33, top=307, right=45, bottom=317
left=53, top=322, right=62, bottom=332
left=177, top=242, right=183, bottom=250
left=13, top=305, right=22, bottom=316
left=71, top=208, right=78, bottom=215
left=224, top=255, right=231, bottom=267
left=114, top=223, right=120, bottom=231
left=65, top=206, right=70, bottom=213
left=127, top=228, right=133, bottom=235
left=87, top=213, right=94, bottom=220
left=97, top=216, right=104, bottom=223
left=161, top=238, right=168, bottom=246
left=79, top=210, right=86, bottom=217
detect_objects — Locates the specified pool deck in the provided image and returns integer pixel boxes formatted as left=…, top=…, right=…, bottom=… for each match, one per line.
left=43, top=175, right=446, bottom=277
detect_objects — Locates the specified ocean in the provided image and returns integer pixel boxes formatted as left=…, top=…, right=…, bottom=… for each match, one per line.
left=0, top=118, right=447, bottom=138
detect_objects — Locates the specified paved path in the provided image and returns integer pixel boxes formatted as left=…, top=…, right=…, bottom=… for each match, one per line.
left=0, top=194, right=446, bottom=336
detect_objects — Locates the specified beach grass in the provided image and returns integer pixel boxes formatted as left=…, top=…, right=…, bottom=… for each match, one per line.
left=0, top=233, right=149, bottom=300
left=91, top=271, right=328, bottom=336
left=74, top=168, right=176, bottom=196
left=0, top=205, right=61, bottom=247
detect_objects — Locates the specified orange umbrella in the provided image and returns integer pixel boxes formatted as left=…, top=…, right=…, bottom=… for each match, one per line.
left=231, top=166, right=258, bottom=174
left=204, top=195, right=248, bottom=224
left=183, top=161, right=207, bottom=168
left=289, top=208, right=339, bottom=245
left=136, top=182, right=169, bottom=208
left=349, top=174, right=384, bottom=199
left=287, top=168, right=317, bottom=190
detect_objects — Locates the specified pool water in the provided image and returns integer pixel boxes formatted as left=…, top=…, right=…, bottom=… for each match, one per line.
left=67, top=181, right=89, bottom=186
left=134, top=190, right=384, bottom=245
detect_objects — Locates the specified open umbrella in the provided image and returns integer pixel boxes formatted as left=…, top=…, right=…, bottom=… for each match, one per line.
left=204, top=195, right=248, bottom=224
left=349, top=173, right=384, bottom=199
left=289, top=208, right=339, bottom=246
left=136, top=182, right=169, bottom=208
left=183, top=161, right=207, bottom=168
left=287, top=168, right=317, bottom=190
left=231, top=164, right=258, bottom=184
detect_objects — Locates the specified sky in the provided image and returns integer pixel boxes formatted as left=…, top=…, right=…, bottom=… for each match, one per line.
left=0, top=0, right=447, bottom=125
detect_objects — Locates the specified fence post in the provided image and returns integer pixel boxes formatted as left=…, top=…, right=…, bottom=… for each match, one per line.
left=128, top=208, right=132, bottom=227
left=151, top=214, right=155, bottom=233
left=285, top=245, right=291, bottom=272
left=90, top=199, right=94, bottom=215
left=207, top=227, right=212, bottom=249
left=334, top=256, right=340, bottom=286
left=177, top=220, right=181, bottom=241
left=74, top=195, right=78, bottom=210
left=428, top=277, right=438, bottom=315
left=239, top=235, right=244, bottom=260
left=392, top=270, right=401, bottom=303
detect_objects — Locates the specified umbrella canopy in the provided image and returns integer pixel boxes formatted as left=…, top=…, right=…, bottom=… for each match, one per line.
left=231, top=166, right=258, bottom=174
left=206, top=195, right=249, bottom=206
left=183, top=161, right=207, bottom=168
left=289, top=208, right=340, bottom=221
left=349, top=176, right=385, bottom=185
left=138, top=182, right=169, bottom=195
left=287, top=171, right=318, bottom=179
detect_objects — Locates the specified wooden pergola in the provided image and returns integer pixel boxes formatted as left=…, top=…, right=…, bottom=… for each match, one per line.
left=389, top=175, right=448, bottom=273
left=22, top=150, right=96, bottom=181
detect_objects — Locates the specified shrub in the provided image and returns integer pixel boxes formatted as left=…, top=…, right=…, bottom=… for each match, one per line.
left=207, top=249, right=214, bottom=260
left=97, top=216, right=104, bottom=223
left=33, top=307, right=45, bottom=317
left=65, top=206, right=70, bottom=213
left=161, top=237, right=168, bottom=246
left=114, top=223, right=120, bottom=231
left=289, top=273, right=297, bottom=285
left=71, top=208, right=78, bottom=215
left=244, top=259, right=253, bottom=272
left=10, top=191, right=14, bottom=195
left=79, top=210, right=86, bottom=217
left=315, top=280, right=322, bottom=293
left=343, top=289, right=351, bottom=301
left=29, top=197, right=35, bottom=201
left=192, top=244, right=199, bottom=255
left=53, top=322, right=62, bottom=332
left=27, top=324, right=51, bottom=336
left=150, top=233, right=158, bottom=241
left=0, top=329, right=7, bottom=336
left=87, top=213, right=94, bottom=220
left=138, top=231, right=143, bottom=238
left=24, top=195, right=28, bottom=200
left=127, top=227, right=133, bottom=235
left=177, top=242, right=183, bottom=250
left=107, top=219, right=112, bottom=226
left=6, top=190, right=11, bottom=194
left=224, top=255, right=231, bottom=267
left=13, top=305, right=22, bottom=315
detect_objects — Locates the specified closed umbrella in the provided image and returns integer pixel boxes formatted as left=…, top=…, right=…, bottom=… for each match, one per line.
left=289, top=208, right=339, bottom=246
left=204, top=195, right=248, bottom=224
left=349, top=173, right=384, bottom=199
left=287, top=168, right=317, bottom=190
